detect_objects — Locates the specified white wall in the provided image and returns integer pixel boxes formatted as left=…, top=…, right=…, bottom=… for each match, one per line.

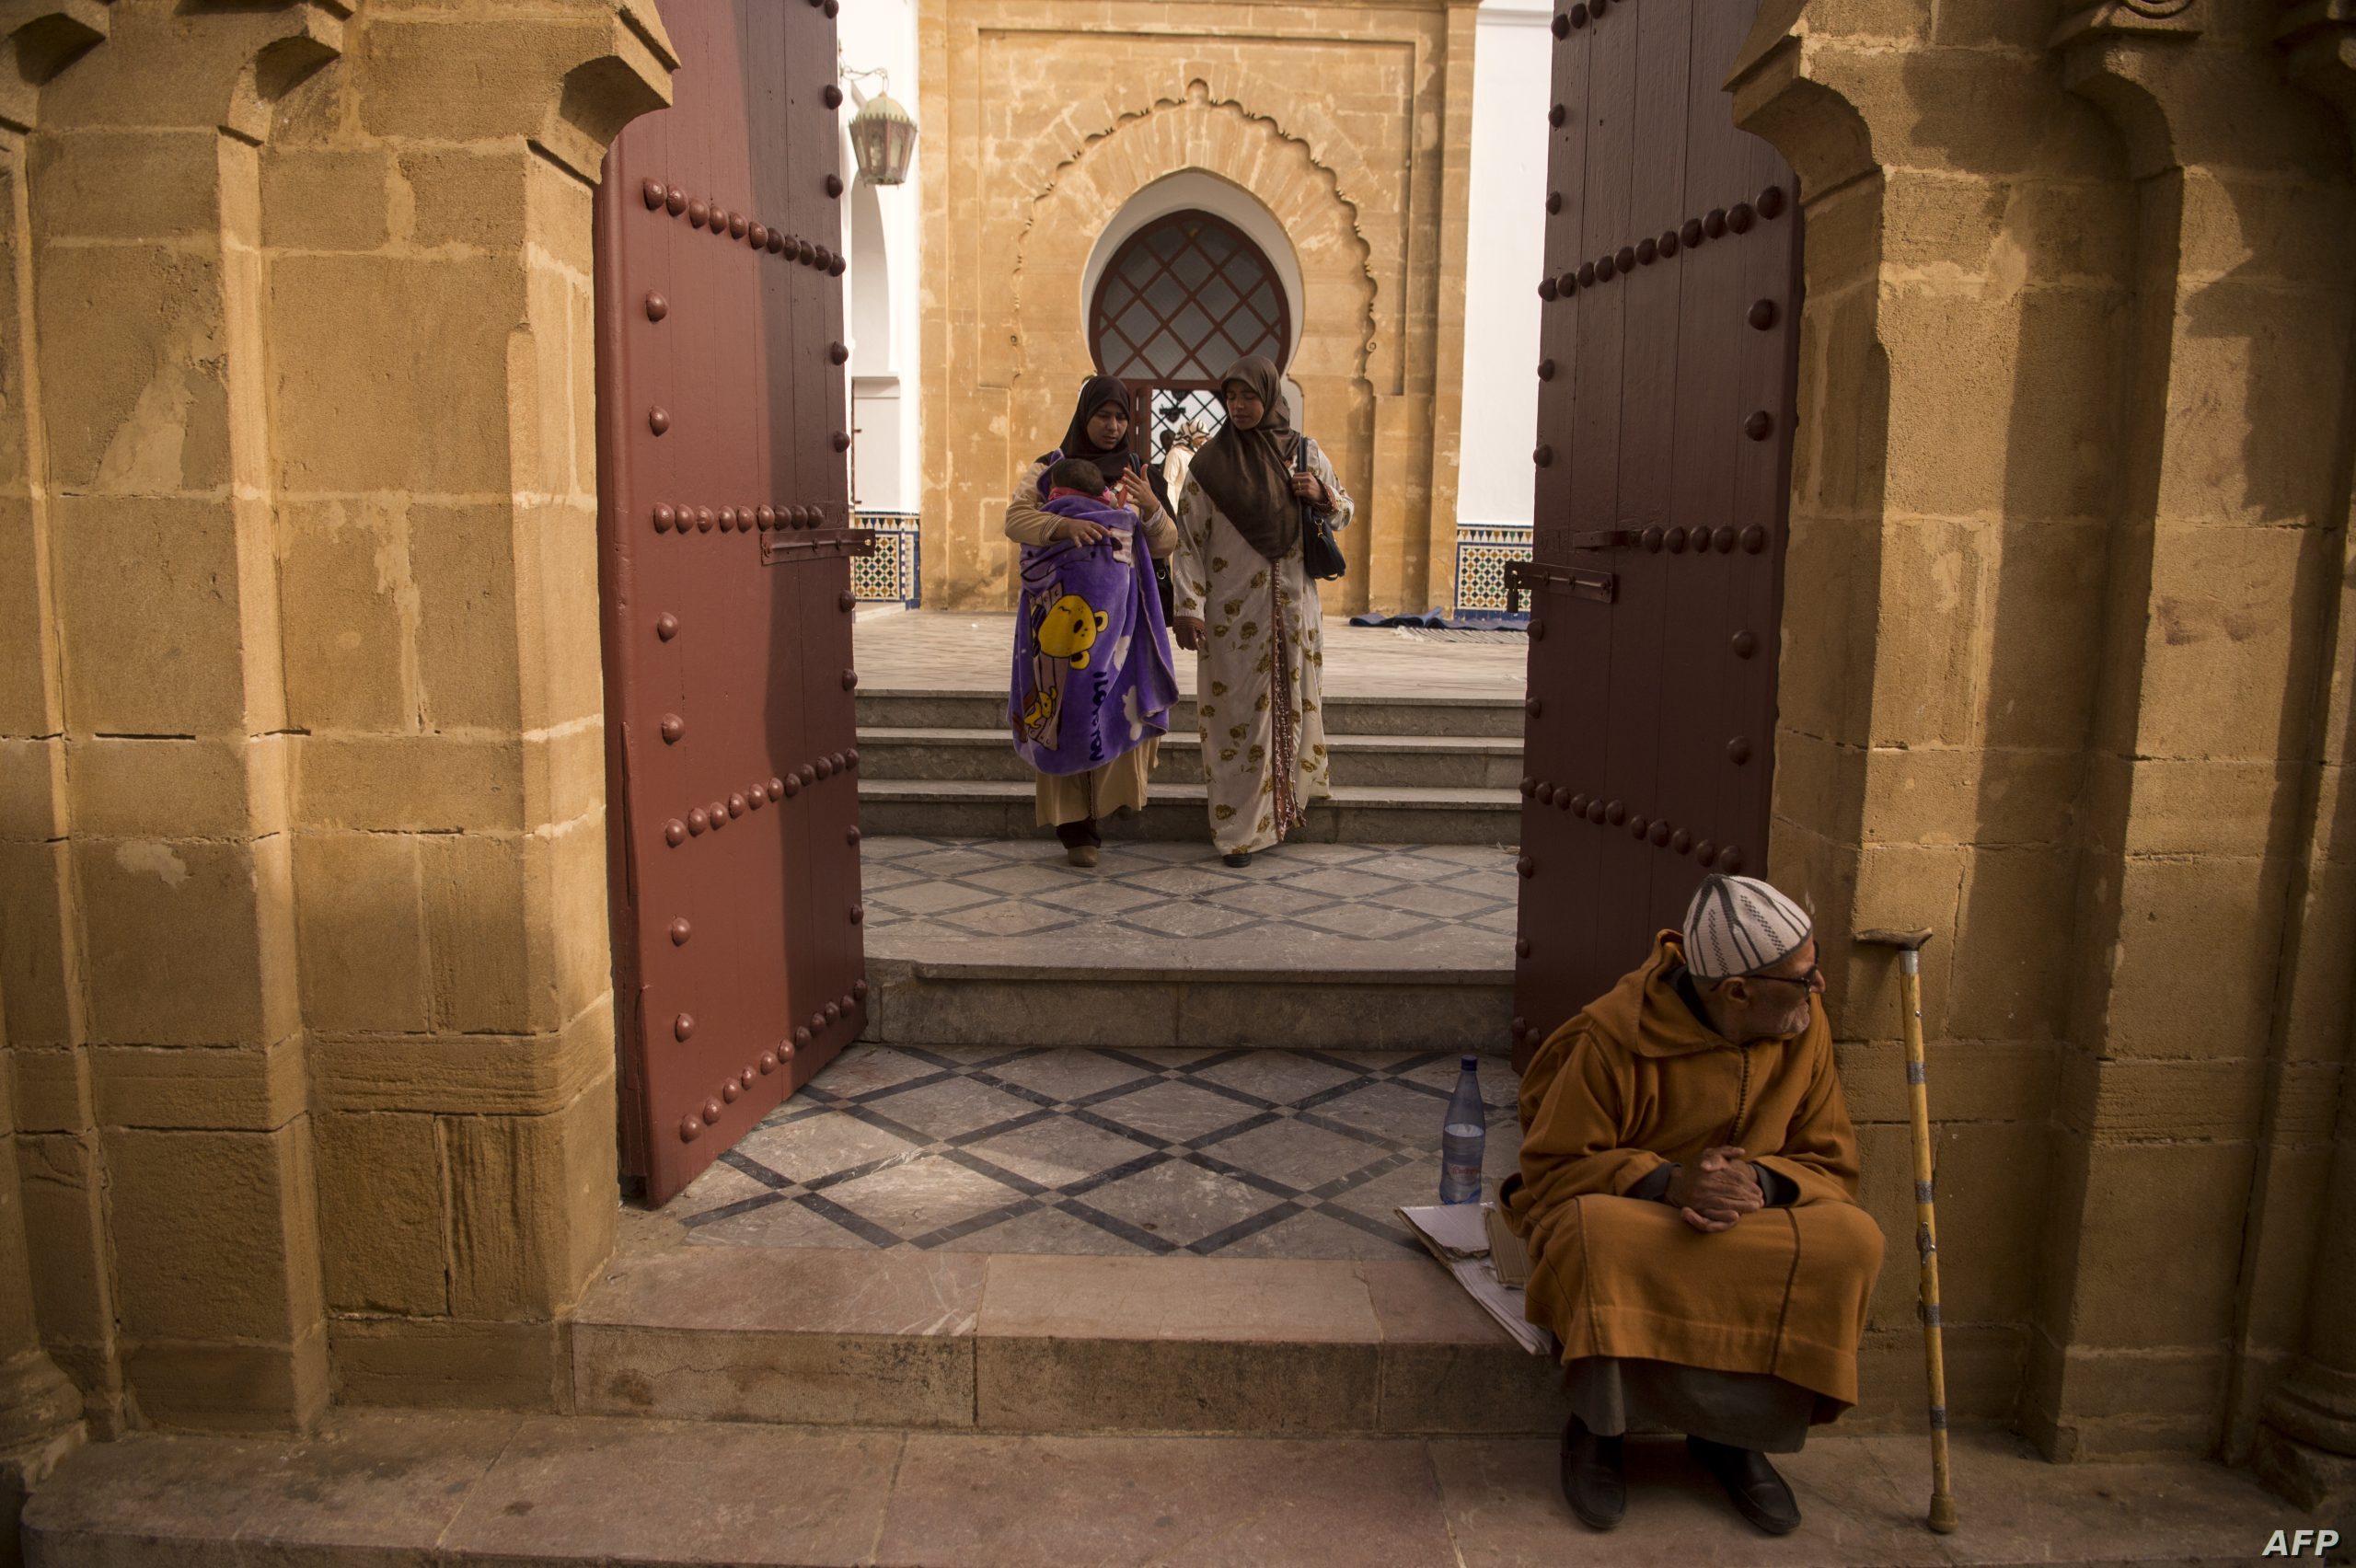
left=1457, top=0, right=1553, bottom=529
left=836, top=0, right=922, bottom=513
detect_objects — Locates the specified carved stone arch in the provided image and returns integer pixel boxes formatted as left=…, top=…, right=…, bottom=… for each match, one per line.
left=1002, top=86, right=1380, bottom=529
left=1011, top=86, right=1378, bottom=387
left=0, top=0, right=110, bottom=133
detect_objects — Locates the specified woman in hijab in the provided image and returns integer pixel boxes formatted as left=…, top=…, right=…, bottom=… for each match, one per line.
left=1169, top=356, right=1354, bottom=867
left=1003, top=375, right=1182, bottom=866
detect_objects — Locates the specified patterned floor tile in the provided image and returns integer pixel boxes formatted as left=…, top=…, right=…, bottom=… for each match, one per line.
left=958, top=861, right=1086, bottom=897
left=816, top=1154, right=1025, bottom=1241
left=670, top=1158, right=775, bottom=1216
left=932, top=1203, right=1150, bottom=1256
left=1087, top=1078, right=1266, bottom=1145
left=941, top=902, right=1082, bottom=938
left=1380, top=883, right=1506, bottom=920
left=1210, top=1206, right=1420, bottom=1262
left=733, top=1114, right=920, bottom=1185
left=656, top=1043, right=1518, bottom=1261
left=860, top=1075, right=1043, bottom=1140
left=978, top=1050, right=1157, bottom=1102
left=804, top=1045, right=950, bottom=1100
left=1309, top=1079, right=1458, bottom=1146
left=1279, top=868, right=1411, bottom=899
left=1290, top=905, right=1443, bottom=941
left=1111, top=902, right=1261, bottom=939
left=868, top=880, right=999, bottom=916
left=687, top=1193, right=877, bottom=1249
left=955, top=1117, right=1160, bottom=1190
left=1191, top=1052, right=1365, bottom=1106
left=860, top=839, right=1517, bottom=968
left=1197, top=1119, right=1397, bottom=1193
left=1079, top=1159, right=1282, bottom=1251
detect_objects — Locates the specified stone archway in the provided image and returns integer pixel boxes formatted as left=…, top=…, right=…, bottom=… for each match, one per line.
left=1004, top=86, right=1379, bottom=602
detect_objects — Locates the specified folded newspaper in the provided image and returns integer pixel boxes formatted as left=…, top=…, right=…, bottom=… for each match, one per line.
left=1394, top=1203, right=1553, bottom=1357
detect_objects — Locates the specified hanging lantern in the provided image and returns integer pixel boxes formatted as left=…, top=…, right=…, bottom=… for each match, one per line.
left=848, top=92, right=918, bottom=186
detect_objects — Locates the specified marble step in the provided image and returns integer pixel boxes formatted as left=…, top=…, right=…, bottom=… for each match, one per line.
left=858, top=687, right=1528, bottom=739
left=570, top=1246, right=1563, bottom=1437
left=856, top=778, right=1523, bottom=844
left=32, top=1399, right=2269, bottom=1568
left=858, top=726, right=1525, bottom=790
left=858, top=951, right=1513, bottom=1053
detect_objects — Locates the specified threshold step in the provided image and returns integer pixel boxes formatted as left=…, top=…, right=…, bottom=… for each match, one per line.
left=25, top=1355, right=2292, bottom=1567
left=856, top=779, right=1521, bottom=845
left=859, top=952, right=1512, bottom=1051
left=859, top=687, right=1528, bottom=739
left=569, top=1248, right=1558, bottom=1436
left=856, top=727, right=1525, bottom=790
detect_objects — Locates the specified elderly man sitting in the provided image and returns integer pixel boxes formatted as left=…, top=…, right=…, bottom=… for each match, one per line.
left=1500, top=874, right=1884, bottom=1536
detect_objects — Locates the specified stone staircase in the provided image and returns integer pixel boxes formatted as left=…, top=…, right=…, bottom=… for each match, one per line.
left=854, top=688, right=1527, bottom=843
left=849, top=676, right=1528, bottom=1053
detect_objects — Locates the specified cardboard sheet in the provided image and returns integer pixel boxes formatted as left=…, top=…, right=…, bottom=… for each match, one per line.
left=1395, top=1204, right=1553, bottom=1357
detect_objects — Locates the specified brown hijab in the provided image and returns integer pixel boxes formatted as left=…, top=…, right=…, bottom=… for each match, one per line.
left=1187, top=355, right=1301, bottom=561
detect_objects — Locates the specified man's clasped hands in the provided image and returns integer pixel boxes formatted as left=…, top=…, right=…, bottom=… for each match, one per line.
left=1662, top=1147, right=1769, bottom=1235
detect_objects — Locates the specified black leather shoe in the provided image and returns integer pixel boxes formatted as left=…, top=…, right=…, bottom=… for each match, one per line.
left=1559, top=1416, right=1626, bottom=1530
left=1222, top=851, right=1252, bottom=867
left=1686, top=1435, right=1801, bottom=1536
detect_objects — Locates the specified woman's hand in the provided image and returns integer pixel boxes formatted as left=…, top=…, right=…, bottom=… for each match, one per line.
left=1056, top=515, right=1112, bottom=546
left=1172, top=616, right=1207, bottom=652
left=1289, top=471, right=1329, bottom=506
left=1115, top=469, right=1155, bottom=514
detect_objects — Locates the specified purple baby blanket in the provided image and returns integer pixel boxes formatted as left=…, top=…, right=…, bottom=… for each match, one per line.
left=1009, top=467, right=1179, bottom=777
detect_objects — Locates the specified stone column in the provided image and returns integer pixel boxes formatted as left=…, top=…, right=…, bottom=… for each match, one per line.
left=1730, top=2, right=2156, bottom=1439
left=15, top=0, right=350, bottom=1431
left=0, top=992, right=83, bottom=1568
left=264, top=0, right=668, bottom=1408
left=2, top=0, right=122, bottom=1469
left=2248, top=0, right=2356, bottom=1526
left=2038, top=0, right=2355, bottom=1458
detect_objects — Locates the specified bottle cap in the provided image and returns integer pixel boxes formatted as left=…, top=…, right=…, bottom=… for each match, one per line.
left=1461, top=1055, right=1480, bottom=1071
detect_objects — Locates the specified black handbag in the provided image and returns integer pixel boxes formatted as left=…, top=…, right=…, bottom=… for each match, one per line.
left=1298, top=437, right=1345, bottom=581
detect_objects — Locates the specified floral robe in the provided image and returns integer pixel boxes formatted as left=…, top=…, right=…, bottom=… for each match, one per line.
left=1169, top=448, right=1353, bottom=856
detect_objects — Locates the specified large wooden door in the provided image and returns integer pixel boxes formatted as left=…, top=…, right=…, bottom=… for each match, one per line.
left=1510, top=0, right=1803, bottom=1069
left=595, top=0, right=868, bottom=1203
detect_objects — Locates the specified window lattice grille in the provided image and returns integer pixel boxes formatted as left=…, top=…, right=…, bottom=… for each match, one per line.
left=1091, top=212, right=1288, bottom=386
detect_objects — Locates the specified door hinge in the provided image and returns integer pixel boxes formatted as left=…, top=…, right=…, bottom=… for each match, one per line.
left=1506, top=559, right=1616, bottom=612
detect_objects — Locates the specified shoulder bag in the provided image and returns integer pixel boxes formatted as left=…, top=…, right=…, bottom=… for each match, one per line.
left=1297, top=437, right=1346, bottom=582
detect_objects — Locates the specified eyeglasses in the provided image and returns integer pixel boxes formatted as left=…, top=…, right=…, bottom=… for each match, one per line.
left=1746, top=964, right=1823, bottom=992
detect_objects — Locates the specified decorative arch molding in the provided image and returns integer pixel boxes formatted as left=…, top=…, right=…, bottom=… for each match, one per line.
left=0, top=0, right=110, bottom=133
left=1008, top=83, right=1380, bottom=394
left=1080, top=171, right=1306, bottom=372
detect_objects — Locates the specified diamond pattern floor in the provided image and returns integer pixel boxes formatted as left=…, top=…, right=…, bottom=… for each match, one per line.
left=653, top=1043, right=1524, bottom=1260
left=861, top=837, right=1517, bottom=968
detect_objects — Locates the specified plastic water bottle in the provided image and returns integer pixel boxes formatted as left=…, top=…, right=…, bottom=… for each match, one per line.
left=1439, top=1055, right=1486, bottom=1205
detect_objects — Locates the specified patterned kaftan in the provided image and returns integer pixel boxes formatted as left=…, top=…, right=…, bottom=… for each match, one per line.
left=1169, top=448, right=1354, bottom=856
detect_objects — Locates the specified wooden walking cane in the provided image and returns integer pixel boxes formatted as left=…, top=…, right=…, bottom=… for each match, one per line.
left=1856, top=928, right=1958, bottom=1535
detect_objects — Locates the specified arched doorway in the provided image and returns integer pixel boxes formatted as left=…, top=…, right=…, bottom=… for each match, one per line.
left=1088, top=208, right=1289, bottom=467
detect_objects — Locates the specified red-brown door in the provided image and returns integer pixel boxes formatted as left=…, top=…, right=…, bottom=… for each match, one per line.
left=595, top=0, right=869, bottom=1203
left=1511, top=0, right=1803, bottom=1070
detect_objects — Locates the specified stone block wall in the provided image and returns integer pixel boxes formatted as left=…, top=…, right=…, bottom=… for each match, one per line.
left=1734, top=0, right=2356, bottom=1488
left=0, top=0, right=671, bottom=1435
left=917, top=0, right=1479, bottom=615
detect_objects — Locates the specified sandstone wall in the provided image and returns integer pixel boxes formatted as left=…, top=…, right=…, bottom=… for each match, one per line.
left=917, top=0, right=1479, bottom=615
left=0, top=0, right=669, bottom=1432
left=1735, top=0, right=2356, bottom=1478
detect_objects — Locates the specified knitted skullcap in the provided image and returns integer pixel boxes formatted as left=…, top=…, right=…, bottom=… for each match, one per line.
left=1680, top=874, right=1813, bottom=982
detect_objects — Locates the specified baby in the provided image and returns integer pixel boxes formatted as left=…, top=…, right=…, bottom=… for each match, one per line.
left=1043, top=456, right=1123, bottom=512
